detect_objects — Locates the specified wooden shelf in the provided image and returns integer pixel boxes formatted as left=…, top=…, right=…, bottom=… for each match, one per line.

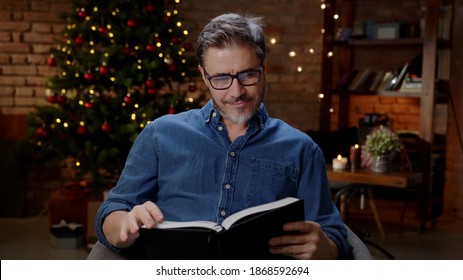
left=333, top=38, right=451, bottom=48
left=332, top=90, right=423, bottom=98
left=376, top=90, right=422, bottom=97
left=319, top=0, right=450, bottom=143
left=333, top=38, right=425, bottom=47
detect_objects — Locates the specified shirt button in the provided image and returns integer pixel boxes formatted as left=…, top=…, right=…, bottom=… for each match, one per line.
left=212, top=112, right=217, bottom=118
left=218, top=126, right=223, bottom=131
left=220, top=210, right=227, bottom=217
left=224, top=184, right=231, bottom=190
left=229, top=151, right=236, bottom=157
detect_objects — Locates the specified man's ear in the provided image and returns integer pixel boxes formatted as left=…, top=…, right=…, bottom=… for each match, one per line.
left=198, top=65, right=207, bottom=83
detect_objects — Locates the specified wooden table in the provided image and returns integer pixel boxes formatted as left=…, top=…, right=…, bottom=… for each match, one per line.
left=326, top=165, right=423, bottom=238
left=326, top=166, right=423, bottom=189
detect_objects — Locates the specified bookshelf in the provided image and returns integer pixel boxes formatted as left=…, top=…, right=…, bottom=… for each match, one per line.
left=319, top=0, right=453, bottom=144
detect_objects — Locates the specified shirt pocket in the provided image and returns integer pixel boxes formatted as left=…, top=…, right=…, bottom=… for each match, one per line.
left=248, top=158, right=299, bottom=206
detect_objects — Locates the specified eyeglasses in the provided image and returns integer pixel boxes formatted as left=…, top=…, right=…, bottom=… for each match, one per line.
left=203, top=66, right=263, bottom=90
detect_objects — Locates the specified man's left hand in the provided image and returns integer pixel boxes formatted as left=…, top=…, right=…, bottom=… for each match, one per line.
left=268, top=221, right=338, bottom=260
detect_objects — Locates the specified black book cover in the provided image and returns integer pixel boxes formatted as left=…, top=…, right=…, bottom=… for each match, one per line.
left=139, top=197, right=305, bottom=260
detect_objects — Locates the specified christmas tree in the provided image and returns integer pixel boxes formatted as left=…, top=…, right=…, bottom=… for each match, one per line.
left=19, top=0, right=204, bottom=195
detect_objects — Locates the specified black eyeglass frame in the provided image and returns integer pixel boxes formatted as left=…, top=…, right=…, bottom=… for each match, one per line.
left=202, top=65, right=264, bottom=90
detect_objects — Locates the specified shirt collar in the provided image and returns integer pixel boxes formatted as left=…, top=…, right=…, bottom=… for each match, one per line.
left=201, top=99, right=268, bottom=128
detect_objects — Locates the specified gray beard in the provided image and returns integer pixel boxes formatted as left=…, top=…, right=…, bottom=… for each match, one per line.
left=214, top=83, right=266, bottom=125
left=219, top=108, right=255, bottom=124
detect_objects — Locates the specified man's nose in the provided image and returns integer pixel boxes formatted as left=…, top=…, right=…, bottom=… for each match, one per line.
left=228, top=78, right=245, bottom=97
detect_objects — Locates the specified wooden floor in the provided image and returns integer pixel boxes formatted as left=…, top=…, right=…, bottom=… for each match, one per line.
left=0, top=197, right=462, bottom=260
left=345, top=194, right=463, bottom=259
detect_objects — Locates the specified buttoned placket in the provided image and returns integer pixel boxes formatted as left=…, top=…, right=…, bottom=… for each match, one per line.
left=212, top=115, right=262, bottom=223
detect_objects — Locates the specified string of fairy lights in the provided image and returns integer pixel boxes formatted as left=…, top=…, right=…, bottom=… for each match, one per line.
left=266, top=0, right=338, bottom=115
left=320, top=0, right=337, bottom=114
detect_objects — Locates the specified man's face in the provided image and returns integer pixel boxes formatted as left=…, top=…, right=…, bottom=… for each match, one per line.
left=199, top=44, right=266, bottom=125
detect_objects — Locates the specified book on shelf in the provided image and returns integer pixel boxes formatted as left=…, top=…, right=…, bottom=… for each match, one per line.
left=369, top=71, right=386, bottom=92
left=347, top=69, right=365, bottom=91
left=347, top=68, right=378, bottom=92
left=348, top=69, right=377, bottom=92
left=336, top=69, right=359, bottom=92
left=139, top=197, right=305, bottom=260
left=376, top=71, right=395, bottom=92
left=356, top=69, right=378, bottom=92
left=384, top=63, right=409, bottom=91
left=399, top=73, right=422, bottom=93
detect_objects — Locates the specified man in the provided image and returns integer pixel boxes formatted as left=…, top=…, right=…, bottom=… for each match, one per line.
left=95, top=13, right=352, bottom=259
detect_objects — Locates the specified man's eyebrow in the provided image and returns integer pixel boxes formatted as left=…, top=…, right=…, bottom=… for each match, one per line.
left=210, top=66, right=260, bottom=76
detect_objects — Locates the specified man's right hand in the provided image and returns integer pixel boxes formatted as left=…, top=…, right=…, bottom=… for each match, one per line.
left=102, top=201, right=164, bottom=248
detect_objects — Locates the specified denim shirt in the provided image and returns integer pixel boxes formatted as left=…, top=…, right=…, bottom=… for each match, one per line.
left=95, top=100, right=351, bottom=258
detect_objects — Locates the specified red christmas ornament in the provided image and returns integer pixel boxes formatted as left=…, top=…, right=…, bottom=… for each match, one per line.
left=122, top=46, right=132, bottom=56
left=123, top=95, right=133, bottom=104
left=182, top=42, right=192, bottom=51
left=56, top=95, right=66, bottom=104
left=98, top=26, right=108, bottom=33
left=101, top=122, right=111, bottom=133
left=127, top=19, right=136, bottom=27
left=188, top=83, right=197, bottom=92
left=168, top=63, right=177, bottom=73
left=60, top=133, right=70, bottom=140
left=99, top=65, right=109, bottom=75
left=84, top=72, right=94, bottom=81
left=145, top=79, right=155, bottom=88
left=84, top=101, right=94, bottom=109
left=170, top=35, right=179, bottom=45
left=75, top=36, right=84, bottom=45
left=154, top=37, right=161, bottom=43
left=78, top=11, right=86, bottom=18
left=47, top=55, right=55, bottom=66
left=168, top=105, right=175, bottom=114
left=76, top=126, right=87, bottom=136
left=147, top=87, right=156, bottom=95
left=144, top=3, right=155, bottom=12
left=47, top=95, right=57, bottom=103
left=35, top=127, right=48, bottom=139
left=146, top=43, right=156, bottom=52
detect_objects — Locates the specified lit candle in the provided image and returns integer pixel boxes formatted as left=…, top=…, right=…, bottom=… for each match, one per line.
left=350, top=144, right=362, bottom=171
left=333, top=154, right=348, bottom=170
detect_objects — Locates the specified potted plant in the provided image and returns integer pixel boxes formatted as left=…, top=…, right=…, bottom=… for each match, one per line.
left=364, top=125, right=403, bottom=173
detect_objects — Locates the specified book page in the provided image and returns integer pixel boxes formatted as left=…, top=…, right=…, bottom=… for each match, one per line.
left=220, top=197, right=300, bottom=230
left=155, top=220, right=223, bottom=232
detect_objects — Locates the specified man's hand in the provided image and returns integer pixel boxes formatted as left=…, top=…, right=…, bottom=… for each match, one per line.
left=268, top=221, right=338, bottom=260
left=102, top=201, right=164, bottom=248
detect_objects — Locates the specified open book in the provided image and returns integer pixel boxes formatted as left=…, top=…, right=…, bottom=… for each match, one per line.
left=139, top=197, right=304, bottom=260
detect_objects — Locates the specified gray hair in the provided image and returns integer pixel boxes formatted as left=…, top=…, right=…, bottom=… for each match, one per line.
left=196, top=13, right=266, bottom=67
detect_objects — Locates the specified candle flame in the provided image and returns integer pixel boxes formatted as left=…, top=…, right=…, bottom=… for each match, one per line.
left=337, top=154, right=342, bottom=160
left=354, top=144, right=359, bottom=149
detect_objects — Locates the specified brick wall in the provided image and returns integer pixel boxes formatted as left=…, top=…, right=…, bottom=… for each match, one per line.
left=330, top=95, right=420, bottom=132
left=0, top=0, right=72, bottom=116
